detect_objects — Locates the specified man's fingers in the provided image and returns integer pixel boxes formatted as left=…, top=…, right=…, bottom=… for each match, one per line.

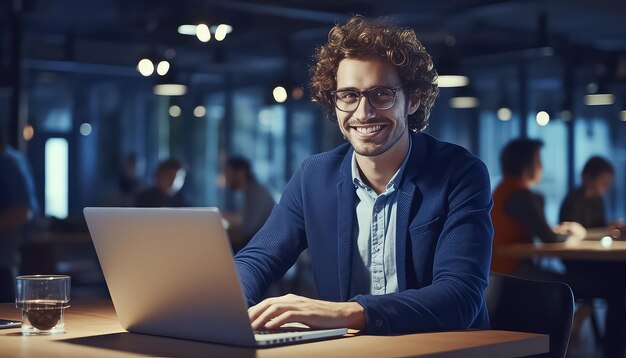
left=248, top=294, right=304, bottom=322
left=263, top=310, right=309, bottom=330
left=247, top=300, right=270, bottom=322
left=251, top=303, right=295, bottom=330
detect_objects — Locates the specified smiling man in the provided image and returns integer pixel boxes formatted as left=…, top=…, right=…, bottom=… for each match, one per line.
left=234, top=15, right=493, bottom=334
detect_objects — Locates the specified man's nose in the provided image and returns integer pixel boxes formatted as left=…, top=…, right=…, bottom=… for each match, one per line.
left=352, top=95, right=376, bottom=122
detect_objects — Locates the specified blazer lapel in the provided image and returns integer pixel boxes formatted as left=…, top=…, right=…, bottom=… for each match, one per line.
left=395, top=184, right=415, bottom=292
left=337, top=149, right=355, bottom=301
left=395, top=132, right=427, bottom=291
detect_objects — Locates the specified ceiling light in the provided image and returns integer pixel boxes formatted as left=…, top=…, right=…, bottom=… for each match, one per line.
left=156, top=61, right=170, bottom=76
left=497, top=108, right=512, bottom=121
left=273, top=86, right=288, bottom=103
left=214, top=24, right=232, bottom=41
left=621, top=110, right=626, bottom=122
left=437, top=75, right=469, bottom=88
left=193, top=106, right=206, bottom=117
left=292, top=87, right=304, bottom=100
left=584, top=94, right=615, bottom=106
left=196, top=24, right=211, bottom=42
left=137, top=59, right=154, bottom=76
left=79, top=123, right=92, bottom=136
left=450, top=96, right=479, bottom=109
left=177, top=25, right=197, bottom=36
left=154, top=84, right=187, bottom=96
left=169, top=105, right=181, bottom=117
left=23, top=125, right=34, bottom=141
left=536, top=111, right=550, bottom=126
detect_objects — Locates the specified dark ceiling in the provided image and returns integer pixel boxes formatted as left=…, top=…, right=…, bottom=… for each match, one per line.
left=2, top=0, right=626, bottom=87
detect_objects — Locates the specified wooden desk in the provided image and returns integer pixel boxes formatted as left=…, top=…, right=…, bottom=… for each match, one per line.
left=0, top=300, right=548, bottom=357
left=495, top=240, right=626, bottom=261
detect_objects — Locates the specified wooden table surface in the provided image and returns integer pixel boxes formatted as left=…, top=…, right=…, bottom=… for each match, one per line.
left=495, top=240, right=626, bottom=261
left=0, top=299, right=549, bottom=357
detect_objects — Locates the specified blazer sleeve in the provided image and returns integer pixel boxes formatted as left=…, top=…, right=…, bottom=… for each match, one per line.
left=233, top=165, right=308, bottom=307
left=350, top=158, right=494, bottom=334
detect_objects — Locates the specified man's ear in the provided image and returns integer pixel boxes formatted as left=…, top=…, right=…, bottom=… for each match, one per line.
left=407, top=90, right=420, bottom=115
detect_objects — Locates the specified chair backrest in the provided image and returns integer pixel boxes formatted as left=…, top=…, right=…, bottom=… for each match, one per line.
left=486, top=272, right=574, bottom=358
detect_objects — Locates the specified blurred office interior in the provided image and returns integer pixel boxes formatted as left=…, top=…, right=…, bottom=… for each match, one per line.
left=1, top=1, right=625, bottom=356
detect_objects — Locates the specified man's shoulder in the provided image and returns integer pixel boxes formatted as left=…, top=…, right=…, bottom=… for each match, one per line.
left=414, top=132, right=485, bottom=177
left=418, top=132, right=477, bottom=163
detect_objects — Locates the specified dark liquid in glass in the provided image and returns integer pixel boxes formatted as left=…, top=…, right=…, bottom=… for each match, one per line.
left=23, top=300, right=63, bottom=330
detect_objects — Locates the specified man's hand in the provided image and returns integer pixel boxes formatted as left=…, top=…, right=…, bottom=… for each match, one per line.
left=248, top=293, right=366, bottom=331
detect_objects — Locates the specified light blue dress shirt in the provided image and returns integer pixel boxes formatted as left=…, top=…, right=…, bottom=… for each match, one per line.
left=350, top=137, right=412, bottom=296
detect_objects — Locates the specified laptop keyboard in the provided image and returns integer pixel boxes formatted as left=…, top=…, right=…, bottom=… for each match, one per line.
left=254, top=329, right=302, bottom=335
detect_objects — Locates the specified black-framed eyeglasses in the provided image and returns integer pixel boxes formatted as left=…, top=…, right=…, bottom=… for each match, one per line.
left=331, top=86, right=403, bottom=112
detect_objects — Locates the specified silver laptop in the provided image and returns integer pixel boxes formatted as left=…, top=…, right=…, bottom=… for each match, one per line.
left=83, top=207, right=347, bottom=347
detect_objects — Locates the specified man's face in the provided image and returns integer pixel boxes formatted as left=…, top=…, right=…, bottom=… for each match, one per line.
left=334, top=57, right=418, bottom=157
left=587, top=172, right=614, bottom=197
left=157, top=168, right=185, bottom=194
left=526, top=151, right=543, bottom=186
left=224, top=166, right=245, bottom=191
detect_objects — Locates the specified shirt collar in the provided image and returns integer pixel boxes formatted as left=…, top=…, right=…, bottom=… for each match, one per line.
left=351, top=135, right=412, bottom=192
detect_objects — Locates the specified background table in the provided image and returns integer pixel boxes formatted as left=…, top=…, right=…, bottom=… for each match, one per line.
left=0, top=300, right=548, bottom=357
left=495, top=240, right=626, bottom=261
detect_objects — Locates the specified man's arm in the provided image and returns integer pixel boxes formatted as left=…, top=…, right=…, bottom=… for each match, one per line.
left=233, top=166, right=308, bottom=306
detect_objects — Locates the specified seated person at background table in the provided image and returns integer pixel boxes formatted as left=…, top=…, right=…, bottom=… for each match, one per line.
left=559, top=155, right=626, bottom=357
left=221, top=156, right=275, bottom=253
left=490, top=138, right=586, bottom=276
left=492, top=140, right=624, bottom=357
left=234, top=15, right=494, bottom=334
left=560, top=156, right=623, bottom=233
left=134, top=159, right=187, bottom=208
left=0, top=128, right=39, bottom=302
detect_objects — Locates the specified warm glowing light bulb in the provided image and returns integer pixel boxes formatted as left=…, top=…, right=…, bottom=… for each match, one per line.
left=215, top=24, right=230, bottom=41
left=79, top=123, right=92, bottom=136
left=196, top=24, right=211, bottom=42
left=273, top=86, right=288, bottom=103
left=137, top=59, right=154, bottom=76
left=156, top=61, right=170, bottom=76
left=23, top=125, right=34, bottom=141
left=169, top=105, right=181, bottom=117
left=193, top=106, right=206, bottom=117
left=536, top=111, right=550, bottom=126
left=497, top=108, right=512, bottom=121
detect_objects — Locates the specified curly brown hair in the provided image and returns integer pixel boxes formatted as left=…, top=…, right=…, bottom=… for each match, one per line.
left=310, top=15, right=439, bottom=132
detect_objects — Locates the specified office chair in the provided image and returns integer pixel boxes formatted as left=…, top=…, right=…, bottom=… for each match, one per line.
left=486, top=272, right=575, bottom=358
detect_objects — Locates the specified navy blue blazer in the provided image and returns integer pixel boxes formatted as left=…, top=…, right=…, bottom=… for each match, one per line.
left=234, top=131, right=493, bottom=334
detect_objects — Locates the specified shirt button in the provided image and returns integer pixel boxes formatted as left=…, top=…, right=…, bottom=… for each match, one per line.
left=375, top=319, right=384, bottom=327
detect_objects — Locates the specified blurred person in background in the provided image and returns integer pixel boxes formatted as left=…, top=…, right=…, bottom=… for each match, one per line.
left=560, top=156, right=623, bottom=233
left=492, top=140, right=624, bottom=357
left=491, top=138, right=586, bottom=276
left=221, top=156, right=275, bottom=253
left=560, top=156, right=626, bottom=357
left=118, top=153, right=144, bottom=205
left=0, top=128, right=38, bottom=302
left=134, top=159, right=187, bottom=208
